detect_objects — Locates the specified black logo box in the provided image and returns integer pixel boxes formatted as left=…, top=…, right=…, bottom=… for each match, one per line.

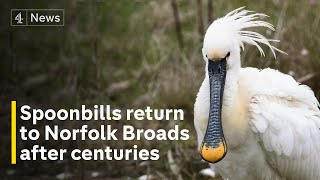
left=11, top=9, right=64, bottom=26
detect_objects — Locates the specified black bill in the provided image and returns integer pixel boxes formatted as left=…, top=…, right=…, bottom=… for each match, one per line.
left=200, top=58, right=227, bottom=163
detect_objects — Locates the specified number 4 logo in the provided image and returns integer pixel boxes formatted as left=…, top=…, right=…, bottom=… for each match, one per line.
left=15, top=12, right=23, bottom=24
left=11, top=10, right=27, bottom=26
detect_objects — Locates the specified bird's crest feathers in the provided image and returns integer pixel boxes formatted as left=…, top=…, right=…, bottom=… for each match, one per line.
left=211, top=7, right=287, bottom=58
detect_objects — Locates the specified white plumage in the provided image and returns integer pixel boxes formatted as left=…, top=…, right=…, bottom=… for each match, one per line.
left=194, top=7, right=320, bottom=180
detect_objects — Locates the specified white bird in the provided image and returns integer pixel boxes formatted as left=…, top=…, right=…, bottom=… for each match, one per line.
left=194, top=7, right=320, bottom=180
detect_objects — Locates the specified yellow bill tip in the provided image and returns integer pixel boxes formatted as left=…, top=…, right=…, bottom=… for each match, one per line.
left=200, top=142, right=227, bottom=163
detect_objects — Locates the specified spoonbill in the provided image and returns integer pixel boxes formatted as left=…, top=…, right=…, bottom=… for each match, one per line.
left=194, top=7, right=320, bottom=180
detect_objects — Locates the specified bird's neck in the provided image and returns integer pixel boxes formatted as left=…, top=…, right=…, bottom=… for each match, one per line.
left=222, top=64, right=240, bottom=113
left=221, top=62, right=251, bottom=148
left=222, top=68, right=239, bottom=110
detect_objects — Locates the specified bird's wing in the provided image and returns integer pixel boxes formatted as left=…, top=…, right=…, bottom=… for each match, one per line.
left=238, top=67, right=320, bottom=179
left=249, top=91, right=320, bottom=180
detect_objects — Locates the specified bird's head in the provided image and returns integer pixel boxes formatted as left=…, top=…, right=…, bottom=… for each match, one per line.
left=199, top=7, right=286, bottom=164
left=202, top=7, right=286, bottom=70
left=203, top=28, right=234, bottom=67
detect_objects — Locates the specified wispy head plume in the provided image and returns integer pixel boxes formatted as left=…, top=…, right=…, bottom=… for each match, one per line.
left=208, top=7, right=287, bottom=58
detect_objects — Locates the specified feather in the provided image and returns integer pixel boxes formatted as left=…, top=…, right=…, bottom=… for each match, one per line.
left=244, top=67, right=320, bottom=178
left=208, top=7, right=287, bottom=58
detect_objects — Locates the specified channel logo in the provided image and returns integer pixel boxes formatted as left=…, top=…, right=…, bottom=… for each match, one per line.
left=11, top=9, right=64, bottom=26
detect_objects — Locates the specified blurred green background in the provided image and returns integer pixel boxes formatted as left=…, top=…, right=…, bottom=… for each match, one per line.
left=0, top=0, right=319, bottom=179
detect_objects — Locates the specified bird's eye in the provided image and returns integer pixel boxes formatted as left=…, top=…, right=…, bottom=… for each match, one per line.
left=226, top=52, right=230, bottom=58
left=206, top=55, right=208, bottom=59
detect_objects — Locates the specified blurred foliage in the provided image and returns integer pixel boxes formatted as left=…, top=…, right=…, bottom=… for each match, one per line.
left=0, top=0, right=320, bottom=179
